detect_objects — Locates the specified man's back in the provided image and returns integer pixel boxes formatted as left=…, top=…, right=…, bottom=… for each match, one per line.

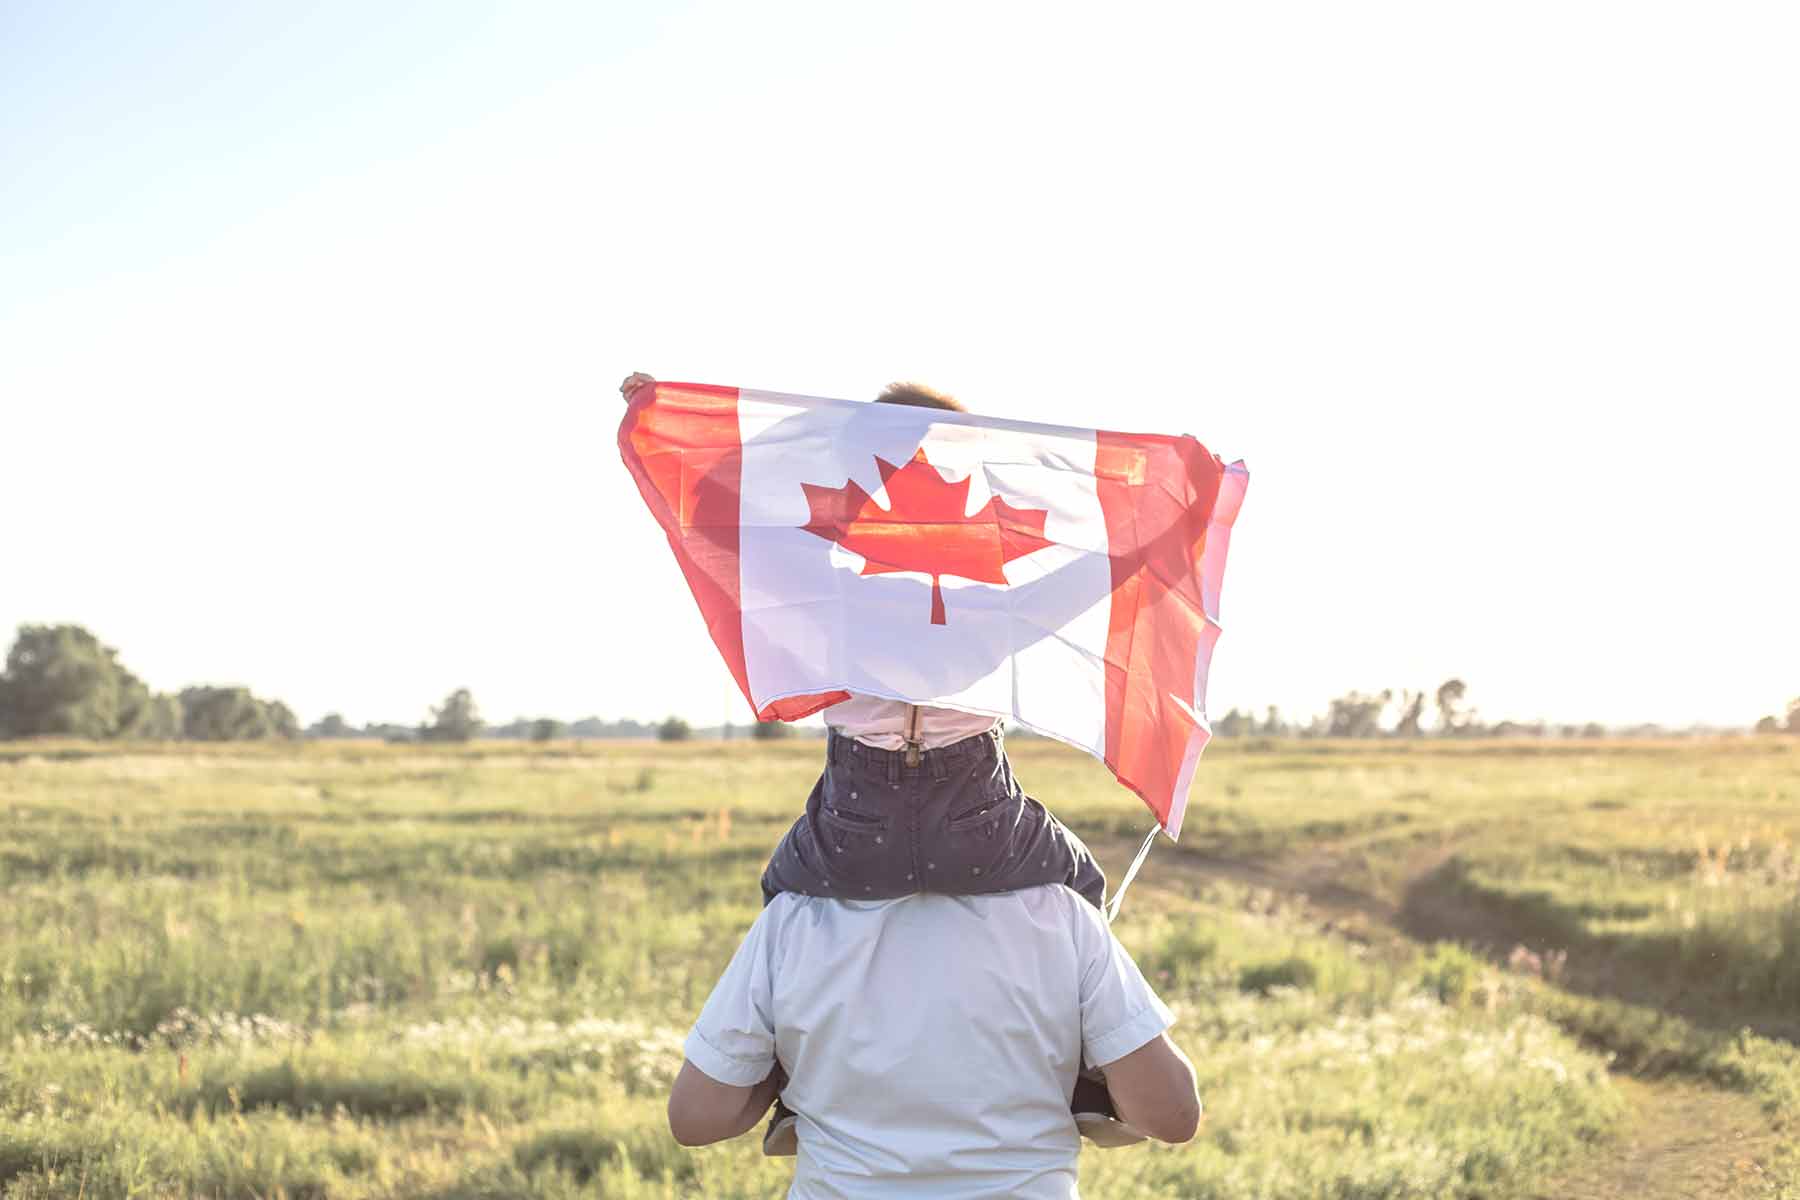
left=683, top=885, right=1174, bottom=1199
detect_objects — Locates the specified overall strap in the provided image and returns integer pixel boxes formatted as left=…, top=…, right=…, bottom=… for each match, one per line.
left=902, top=703, right=924, bottom=767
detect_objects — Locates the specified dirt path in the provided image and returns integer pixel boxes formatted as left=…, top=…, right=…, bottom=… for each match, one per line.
left=1531, top=1077, right=1783, bottom=1199
left=1096, top=836, right=1791, bottom=1200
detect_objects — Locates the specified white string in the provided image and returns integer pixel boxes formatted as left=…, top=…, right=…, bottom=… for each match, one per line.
left=1104, top=823, right=1162, bottom=925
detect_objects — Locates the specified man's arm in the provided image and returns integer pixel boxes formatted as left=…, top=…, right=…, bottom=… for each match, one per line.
left=1073, top=894, right=1202, bottom=1144
left=670, top=900, right=783, bottom=1147
left=667, top=1060, right=784, bottom=1147
left=1098, top=1032, right=1201, bottom=1144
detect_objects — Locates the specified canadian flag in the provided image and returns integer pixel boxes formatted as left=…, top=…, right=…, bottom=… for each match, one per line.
left=619, top=381, right=1248, bottom=837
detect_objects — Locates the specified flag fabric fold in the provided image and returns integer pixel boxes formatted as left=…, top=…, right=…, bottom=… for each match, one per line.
left=618, top=381, right=1247, bottom=837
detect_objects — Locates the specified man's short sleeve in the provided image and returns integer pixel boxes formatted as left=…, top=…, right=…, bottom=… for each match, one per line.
left=1071, top=894, right=1176, bottom=1067
left=683, top=901, right=781, bottom=1087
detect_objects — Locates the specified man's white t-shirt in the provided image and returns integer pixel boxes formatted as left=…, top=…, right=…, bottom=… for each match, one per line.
left=683, top=885, right=1175, bottom=1199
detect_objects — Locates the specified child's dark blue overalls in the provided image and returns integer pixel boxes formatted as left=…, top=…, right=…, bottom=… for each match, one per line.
left=761, top=727, right=1106, bottom=909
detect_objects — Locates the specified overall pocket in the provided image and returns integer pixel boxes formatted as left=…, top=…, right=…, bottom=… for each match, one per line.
left=816, top=781, right=894, bottom=868
left=946, top=794, right=1009, bottom=835
left=945, top=768, right=1025, bottom=841
left=819, top=800, right=890, bottom=836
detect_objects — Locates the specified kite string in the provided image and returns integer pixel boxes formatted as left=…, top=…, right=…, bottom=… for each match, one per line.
left=1104, top=823, right=1161, bottom=925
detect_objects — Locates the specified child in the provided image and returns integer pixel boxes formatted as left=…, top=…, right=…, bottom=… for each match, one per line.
left=754, top=383, right=1135, bottom=1154
left=760, top=707, right=1105, bottom=911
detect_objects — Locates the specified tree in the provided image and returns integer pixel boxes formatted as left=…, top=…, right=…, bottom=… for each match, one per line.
left=114, top=671, right=153, bottom=736
left=123, top=692, right=184, bottom=739
left=658, top=716, right=692, bottom=742
left=1756, top=701, right=1800, bottom=736
left=1214, top=708, right=1251, bottom=737
left=1327, top=690, right=1390, bottom=738
left=1394, top=690, right=1426, bottom=738
left=266, top=701, right=300, bottom=740
left=530, top=717, right=565, bottom=743
left=112, top=666, right=189, bottom=740
left=0, top=624, right=135, bottom=738
left=112, top=669, right=182, bottom=739
left=1262, top=705, right=1286, bottom=737
left=180, top=686, right=287, bottom=740
left=1435, top=679, right=1468, bottom=736
left=422, top=688, right=483, bottom=743
left=309, top=713, right=352, bottom=738
left=750, top=719, right=794, bottom=741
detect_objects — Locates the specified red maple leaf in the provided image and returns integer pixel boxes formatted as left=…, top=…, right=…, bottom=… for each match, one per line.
left=799, top=448, right=1055, bottom=625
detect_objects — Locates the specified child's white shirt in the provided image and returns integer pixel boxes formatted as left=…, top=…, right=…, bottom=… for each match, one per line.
left=824, top=693, right=999, bottom=751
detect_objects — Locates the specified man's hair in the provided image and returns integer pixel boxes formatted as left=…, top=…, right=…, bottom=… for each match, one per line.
left=875, top=382, right=965, bottom=413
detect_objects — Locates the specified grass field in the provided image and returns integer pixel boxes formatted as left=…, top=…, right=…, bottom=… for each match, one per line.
left=1, top=737, right=1797, bottom=1198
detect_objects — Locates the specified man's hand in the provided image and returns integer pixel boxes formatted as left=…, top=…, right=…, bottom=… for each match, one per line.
left=620, top=372, right=656, bottom=405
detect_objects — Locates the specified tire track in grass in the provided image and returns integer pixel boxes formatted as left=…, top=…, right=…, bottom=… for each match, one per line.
left=1530, top=1077, right=1781, bottom=1200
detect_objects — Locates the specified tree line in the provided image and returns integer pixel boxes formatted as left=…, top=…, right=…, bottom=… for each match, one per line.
left=1212, top=678, right=1545, bottom=739
left=0, top=625, right=297, bottom=741
left=4, top=625, right=1793, bottom=743
left=1211, top=677, right=1790, bottom=739
left=0, top=624, right=773, bottom=745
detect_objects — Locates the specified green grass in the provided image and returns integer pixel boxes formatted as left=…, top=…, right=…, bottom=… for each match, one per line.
left=0, top=738, right=1795, bottom=1196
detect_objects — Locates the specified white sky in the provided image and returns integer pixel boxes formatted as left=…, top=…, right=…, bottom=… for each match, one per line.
left=3, top=1, right=1795, bottom=731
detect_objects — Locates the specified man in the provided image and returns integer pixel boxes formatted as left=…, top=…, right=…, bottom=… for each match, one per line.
left=667, top=883, right=1200, bottom=1197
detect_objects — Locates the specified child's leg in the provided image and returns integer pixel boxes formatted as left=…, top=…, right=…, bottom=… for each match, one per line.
left=916, top=736, right=1108, bottom=908
left=986, top=789, right=1106, bottom=910
left=1044, top=809, right=1107, bottom=911
left=760, top=804, right=821, bottom=905
left=761, top=732, right=920, bottom=904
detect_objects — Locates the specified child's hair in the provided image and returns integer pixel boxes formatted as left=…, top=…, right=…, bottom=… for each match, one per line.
left=875, top=382, right=965, bottom=413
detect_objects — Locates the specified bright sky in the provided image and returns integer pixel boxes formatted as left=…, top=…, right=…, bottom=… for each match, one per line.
left=4, top=1, right=1795, bottom=732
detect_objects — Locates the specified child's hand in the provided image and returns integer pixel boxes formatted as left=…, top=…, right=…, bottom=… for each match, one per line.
left=620, top=372, right=656, bottom=404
